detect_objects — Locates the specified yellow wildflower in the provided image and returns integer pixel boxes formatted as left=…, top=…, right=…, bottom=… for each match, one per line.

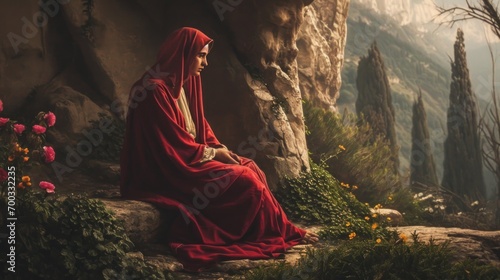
left=345, top=222, right=351, bottom=227
left=17, top=147, right=22, bottom=152
left=388, top=196, right=393, bottom=201
left=372, top=213, right=378, bottom=218
left=22, top=176, right=30, bottom=182
left=374, top=204, right=383, bottom=210
left=352, top=185, right=358, bottom=191
left=371, top=223, right=378, bottom=230
left=386, top=217, right=392, bottom=222
left=339, top=145, right=346, bottom=151
left=376, top=238, right=382, bottom=244
left=8, top=155, right=15, bottom=162
left=23, top=157, right=29, bottom=162
left=364, top=216, right=370, bottom=221
left=399, top=233, right=408, bottom=243
left=17, top=183, right=25, bottom=189
left=348, top=232, right=356, bottom=240
left=23, top=148, right=29, bottom=154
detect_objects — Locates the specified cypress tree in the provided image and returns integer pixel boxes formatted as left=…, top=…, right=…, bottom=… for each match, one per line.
left=356, top=41, right=400, bottom=174
left=410, top=90, right=439, bottom=188
left=442, top=29, right=486, bottom=207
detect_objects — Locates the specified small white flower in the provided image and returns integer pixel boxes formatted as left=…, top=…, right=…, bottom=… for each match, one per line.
left=439, top=205, right=446, bottom=210
left=470, top=201, right=479, bottom=206
left=457, top=212, right=463, bottom=216
left=418, top=192, right=424, bottom=197
left=434, top=198, right=444, bottom=203
left=419, top=194, right=433, bottom=201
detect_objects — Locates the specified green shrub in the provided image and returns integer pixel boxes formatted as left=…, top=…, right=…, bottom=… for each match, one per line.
left=246, top=233, right=500, bottom=280
left=1, top=191, right=167, bottom=279
left=303, top=101, right=423, bottom=223
left=303, top=101, right=399, bottom=204
left=277, top=161, right=394, bottom=240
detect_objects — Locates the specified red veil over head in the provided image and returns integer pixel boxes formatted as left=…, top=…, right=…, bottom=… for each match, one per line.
left=120, top=27, right=306, bottom=272
left=156, top=27, right=213, bottom=99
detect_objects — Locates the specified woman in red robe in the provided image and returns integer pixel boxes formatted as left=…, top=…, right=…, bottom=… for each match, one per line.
left=120, top=27, right=317, bottom=272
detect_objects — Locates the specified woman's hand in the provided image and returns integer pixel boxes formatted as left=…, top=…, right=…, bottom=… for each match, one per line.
left=214, top=148, right=240, bottom=165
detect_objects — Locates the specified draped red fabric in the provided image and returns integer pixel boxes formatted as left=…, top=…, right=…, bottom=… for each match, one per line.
left=120, top=27, right=306, bottom=271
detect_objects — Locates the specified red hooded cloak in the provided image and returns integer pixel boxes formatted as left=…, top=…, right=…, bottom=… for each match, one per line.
left=120, top=27, right=306, bottom=271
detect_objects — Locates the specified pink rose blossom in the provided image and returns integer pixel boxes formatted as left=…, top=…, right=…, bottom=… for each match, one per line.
left=32, top=125, right=47, bottom=134
left=13, top=124, right=25, bottom=135
left=0, top=117, right=9, bottom=126
left=39, top=181, right=55, bottom=193
left=43, top=146, right=55, bottom=163
left=44, top=112, right=56, bottom=127
left=0, top=99, right=3, bottom=113
left=0, top=168, right=7, bottom=182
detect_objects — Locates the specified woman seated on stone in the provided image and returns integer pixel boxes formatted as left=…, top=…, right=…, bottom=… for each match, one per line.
left=120, top=27, right=318, bottom=272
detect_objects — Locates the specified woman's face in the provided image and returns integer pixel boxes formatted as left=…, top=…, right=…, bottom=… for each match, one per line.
left=189, top=44, right=209, bottom=76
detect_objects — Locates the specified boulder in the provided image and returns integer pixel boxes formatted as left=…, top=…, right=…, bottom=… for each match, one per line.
left=371, top=208, right=404, bottom=225
left=101, top=199, right=166, bottom=244
left=23, top=85, right=111, bottom=149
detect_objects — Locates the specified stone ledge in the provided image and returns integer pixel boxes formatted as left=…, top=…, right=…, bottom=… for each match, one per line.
left=101, top=198, right=166, bottom=244
left=100, top=199, right=500, bottom=277
left=397, top=226, right=500, bottom=265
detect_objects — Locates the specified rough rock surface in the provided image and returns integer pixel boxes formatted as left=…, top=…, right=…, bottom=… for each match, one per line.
left=0, top=0, right=65, bottom=113
left=59, top=0, right=161, bottom=118
left=101, top=199, right=166, bottom=244
left=23, top=85, right=111, bottom=148
left=397, top=226, right=500, bottom=266
left=0, top=0, right=356, bottom=188
left=371, top=208, right=404, bottom=225
left=297, top=0, right=351, bottom=111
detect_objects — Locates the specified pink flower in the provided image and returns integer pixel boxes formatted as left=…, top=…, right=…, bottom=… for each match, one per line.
left=0, top=168, right=7, bottom=182
left=13, top=124, right=25, bottom=135
left=0, top=117, right=9, bottom=126
left=43, top=146, right=55, bottom=163
left=44, top=112, right=56, bottom=127
left=39, top=181, right=55, bottom=193
left=32, top=125, right=46, bottom=134
left=0, top=99, right=3, bottom=113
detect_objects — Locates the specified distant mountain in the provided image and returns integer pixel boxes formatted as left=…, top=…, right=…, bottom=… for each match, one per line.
left=341, top=1, right=497, bottom=196
left=352, top=0, right=497, bottom=49
left=354, top=0, right=436, bottom=25
left=340, top=1, right=452, bottom=181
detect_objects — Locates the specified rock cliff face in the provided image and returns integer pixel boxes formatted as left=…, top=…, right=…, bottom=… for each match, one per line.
left=297, top=0, right=350, bottom=111
left=0, top=0, right=349, bottom=186
left=0, top=0, right=350, bottom=187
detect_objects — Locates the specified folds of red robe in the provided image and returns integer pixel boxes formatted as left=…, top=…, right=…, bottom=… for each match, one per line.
left=120, top=78, right=306, bottom=272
